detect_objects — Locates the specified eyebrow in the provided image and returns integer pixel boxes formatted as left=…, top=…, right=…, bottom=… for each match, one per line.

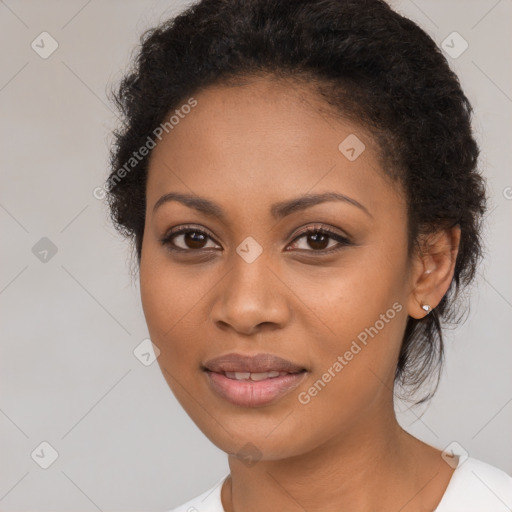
left=152, top=191, right=372, bottom=220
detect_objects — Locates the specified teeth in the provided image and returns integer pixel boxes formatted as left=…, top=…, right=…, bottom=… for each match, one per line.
left=250, top=371, right=278, bottom=381
left=233, top=372, right=251, bottom=380
left=224, top=370, right=287, bottom=381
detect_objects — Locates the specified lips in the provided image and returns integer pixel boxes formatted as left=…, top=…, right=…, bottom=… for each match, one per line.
left=202, top=352, right=308, bottom=407
left=203, top=352, right=306, bottom=374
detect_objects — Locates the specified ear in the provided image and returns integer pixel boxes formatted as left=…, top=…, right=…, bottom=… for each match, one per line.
left=407, top=225, right=461, bottom=319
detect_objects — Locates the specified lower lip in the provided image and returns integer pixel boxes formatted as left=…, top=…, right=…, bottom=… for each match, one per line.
left=205, top=370, right=307, bottom=407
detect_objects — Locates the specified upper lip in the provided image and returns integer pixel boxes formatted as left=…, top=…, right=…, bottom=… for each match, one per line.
left=203, top=353, right=306, bottom=373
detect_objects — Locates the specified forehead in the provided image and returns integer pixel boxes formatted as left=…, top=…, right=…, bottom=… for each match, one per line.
left=146, top=76, right=403, bottom=218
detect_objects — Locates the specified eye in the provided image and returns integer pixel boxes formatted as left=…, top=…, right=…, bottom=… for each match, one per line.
left=287, top=225, right=352, bottom=254
left=160, top=225, right=220, bottom=252
left=160, top=224, right=352, bottom=254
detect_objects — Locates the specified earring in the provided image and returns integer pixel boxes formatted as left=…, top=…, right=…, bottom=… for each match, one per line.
left=421, top=304, right=432, bottom=315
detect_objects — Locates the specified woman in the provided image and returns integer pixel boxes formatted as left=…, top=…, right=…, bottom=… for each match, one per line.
left=105, top=0, right=512, bottom=510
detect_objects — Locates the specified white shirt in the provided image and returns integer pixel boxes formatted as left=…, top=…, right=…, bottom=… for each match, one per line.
left=167, top=457, right=512, bottom=511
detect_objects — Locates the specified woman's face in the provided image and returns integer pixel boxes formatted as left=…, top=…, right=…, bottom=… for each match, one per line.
left=140, top=76, right=417, bottom=460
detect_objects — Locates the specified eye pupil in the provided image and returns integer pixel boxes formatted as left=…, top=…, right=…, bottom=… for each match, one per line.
left=308, top=231, right=329, bottom=250
left=185, top=231, right=207, bottom=249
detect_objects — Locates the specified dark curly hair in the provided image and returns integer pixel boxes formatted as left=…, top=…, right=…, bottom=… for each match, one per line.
left=105, top=0, right=487, bottom=402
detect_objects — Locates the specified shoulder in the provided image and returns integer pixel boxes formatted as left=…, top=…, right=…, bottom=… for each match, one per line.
left=436, top=457, right=512, bottom=512
left=166, top=474, right=229, bottom=512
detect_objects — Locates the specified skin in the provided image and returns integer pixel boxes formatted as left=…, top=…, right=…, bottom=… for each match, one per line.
left=139, top=75, right=461, bottom=512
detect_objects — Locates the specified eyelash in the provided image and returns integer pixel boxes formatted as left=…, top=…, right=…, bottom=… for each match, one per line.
left=159, top=224, right=352, bottom=255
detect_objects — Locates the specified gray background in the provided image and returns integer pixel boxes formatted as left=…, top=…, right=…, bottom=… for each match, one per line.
left=1, top=0, right=511, bottom=510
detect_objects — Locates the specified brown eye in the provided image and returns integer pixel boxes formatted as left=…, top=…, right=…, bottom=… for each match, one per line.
left=305, top=231, right=330, bottom=250
left=288, top=227, right=352, bottom=254
left=160, top=226, right=220, bottom=251
left=179, top=231, right=208, bottom=249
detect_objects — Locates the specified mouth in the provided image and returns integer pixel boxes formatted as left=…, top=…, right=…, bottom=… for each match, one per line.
left=221, top=370, right=305, bottom=381
left=202, top=352, right=308, bottom=407
left=202, top=352, right=307, bottom=374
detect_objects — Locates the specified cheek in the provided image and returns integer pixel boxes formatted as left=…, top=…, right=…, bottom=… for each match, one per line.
left=293, top=242, right=409, bottom=402
left=291, top=288, right=407, bottom=450
left=139, top=241, right=225, bottom=387
left=139, top=237, right=199, bottom=338
left=139, top=244, right=193, bottom=365
left=139, top=256, right=207, bottom=412
left=140, top=277, right=197, bottom=363
left=300, top=241, right=408, bottom=346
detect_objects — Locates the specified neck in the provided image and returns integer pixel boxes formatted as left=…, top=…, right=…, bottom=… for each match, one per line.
left=221, top=404, right=454, bottom=512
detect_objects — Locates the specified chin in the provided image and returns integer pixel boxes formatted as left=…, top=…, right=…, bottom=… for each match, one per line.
left=193, top=412, right=316, bottom=462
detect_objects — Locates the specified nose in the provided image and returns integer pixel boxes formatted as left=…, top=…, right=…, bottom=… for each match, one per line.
left=209, top=253, right=291, bottom=336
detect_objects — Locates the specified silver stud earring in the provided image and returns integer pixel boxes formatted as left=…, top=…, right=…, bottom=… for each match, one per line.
left=421, top=304, right=432, bottom=314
